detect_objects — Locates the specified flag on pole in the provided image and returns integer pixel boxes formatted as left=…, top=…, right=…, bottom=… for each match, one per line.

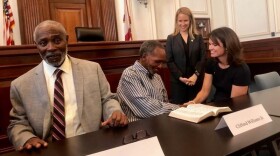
left=3, top=0, right=15, bottom=45
left=123, top=0, right=132, bottom=41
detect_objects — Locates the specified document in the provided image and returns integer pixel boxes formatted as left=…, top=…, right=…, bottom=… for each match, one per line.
left=169, top=104, right=232, bottom=123
left=87, top=136, right=164, bottom=156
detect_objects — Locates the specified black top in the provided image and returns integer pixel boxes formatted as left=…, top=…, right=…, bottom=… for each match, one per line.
left=205, top=59, right=251, bottom=102
left=180, top=34, right=192, bottom=77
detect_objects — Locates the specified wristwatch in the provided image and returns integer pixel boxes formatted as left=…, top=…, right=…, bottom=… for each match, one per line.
left=194, top=70, right=200, bottom=77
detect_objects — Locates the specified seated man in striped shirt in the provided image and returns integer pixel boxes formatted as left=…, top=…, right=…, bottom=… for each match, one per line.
left=117, top=40, right=182, bottom=122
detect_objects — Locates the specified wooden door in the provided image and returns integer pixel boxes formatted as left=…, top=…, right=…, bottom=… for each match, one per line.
left=17, top=0, right=118, bottom=44
left=50, top=3, right=88, bottom=43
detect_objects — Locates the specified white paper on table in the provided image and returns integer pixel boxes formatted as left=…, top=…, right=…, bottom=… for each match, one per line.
left=87, top=136, right=165, bottom=156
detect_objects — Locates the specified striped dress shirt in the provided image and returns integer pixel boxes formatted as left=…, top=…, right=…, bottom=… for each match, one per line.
left=117, top=61, right=180, bottom=122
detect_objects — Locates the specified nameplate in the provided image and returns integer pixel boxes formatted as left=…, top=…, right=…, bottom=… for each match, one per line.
left=215, top=104, right=272, bottom=136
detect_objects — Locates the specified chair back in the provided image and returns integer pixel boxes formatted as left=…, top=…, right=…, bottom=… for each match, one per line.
left=249, top=82, right=259, bottom=93
left=254, top=71, right=280, bottom=90
left=75, top=27, right=104, bottom=42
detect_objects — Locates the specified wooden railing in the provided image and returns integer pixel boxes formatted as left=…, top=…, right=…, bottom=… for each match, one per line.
left=1, top=37, right=280, bottom=154
left=242, top=37, right=280, bottom=77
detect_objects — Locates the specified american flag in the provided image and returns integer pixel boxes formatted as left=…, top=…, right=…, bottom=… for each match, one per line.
left=123, top=0, right=132, bottom=41
left=3, top=0, right=15, bottom=45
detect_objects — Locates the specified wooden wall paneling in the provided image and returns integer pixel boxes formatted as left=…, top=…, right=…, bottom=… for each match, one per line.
left=49, top=0, right=85, bottom=3
left=87, top=0, right=118, bottom=41
left=17, top=0, right=50, bottom=44
left=100, top=0, right=118, bottom=41
left=0, top=41, right=145, bottom=86
left=0, top=86, right=13, bottom=154
left=242, top=37, right=280, bottom=78
left=17, top=0, right=118, bottom=44
left=87, top=0, right=102, bottom=27
left=2, top=37, right=280, bottom=87
left=0, top=45, right=40, bottom=86
left=84, top=0, right=92, bottom=27
left=50, top=2, right=88, bottom=43
left=242, top=37, right=280, bottom=63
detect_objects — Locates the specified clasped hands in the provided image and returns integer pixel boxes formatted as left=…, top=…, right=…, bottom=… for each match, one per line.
left=179, top=74, right=197, bottom=86
left=18, top=111, right=128, bottom=151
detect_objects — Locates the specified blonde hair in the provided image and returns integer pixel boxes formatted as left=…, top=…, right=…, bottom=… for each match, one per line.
left=172, top=7, right=198, bottom=40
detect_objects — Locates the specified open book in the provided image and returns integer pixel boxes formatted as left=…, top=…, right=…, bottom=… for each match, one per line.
left=169, top=104, right=232, bottom=123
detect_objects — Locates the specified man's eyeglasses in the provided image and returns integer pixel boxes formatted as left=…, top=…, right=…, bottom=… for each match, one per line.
left=123, top=130, right=150, bottom=144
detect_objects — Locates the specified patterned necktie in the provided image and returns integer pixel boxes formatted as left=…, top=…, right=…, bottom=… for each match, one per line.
left=52, top=69, right=65, bottom=141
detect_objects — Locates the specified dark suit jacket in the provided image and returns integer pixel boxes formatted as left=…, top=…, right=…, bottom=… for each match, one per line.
left=166, top=33, right=206, bottom=81
left=8, top=56, right=122, bottom=149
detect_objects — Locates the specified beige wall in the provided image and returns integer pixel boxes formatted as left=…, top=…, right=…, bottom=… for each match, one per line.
left=115, top=0, right=280, bottom=42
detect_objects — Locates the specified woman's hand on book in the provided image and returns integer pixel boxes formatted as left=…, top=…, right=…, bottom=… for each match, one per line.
left=181, top=101, right=195, bottom=107
left=181, top=100, right=197, bottom=107
left=179, top=104, right=188, bottom=107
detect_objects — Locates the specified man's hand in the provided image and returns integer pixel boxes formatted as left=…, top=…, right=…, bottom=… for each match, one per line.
left=18, top=137, right=48, bottom=151
left=101, top=110, right=128, bottom=127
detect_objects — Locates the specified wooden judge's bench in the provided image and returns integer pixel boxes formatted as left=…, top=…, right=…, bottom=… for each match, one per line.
left=1, top=38, right=280, bottom=154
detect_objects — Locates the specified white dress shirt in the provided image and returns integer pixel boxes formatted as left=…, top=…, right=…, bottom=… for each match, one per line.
left=43, top=56, right=85, bottom=138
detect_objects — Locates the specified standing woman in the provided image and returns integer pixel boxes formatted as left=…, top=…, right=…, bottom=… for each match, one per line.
left=166, top=7, right=206, bottom=104
left=185, top=27, right=251, bottom=104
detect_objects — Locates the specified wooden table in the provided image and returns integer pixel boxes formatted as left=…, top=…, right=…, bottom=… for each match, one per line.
left=3, top=89, right=280, bottom=156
